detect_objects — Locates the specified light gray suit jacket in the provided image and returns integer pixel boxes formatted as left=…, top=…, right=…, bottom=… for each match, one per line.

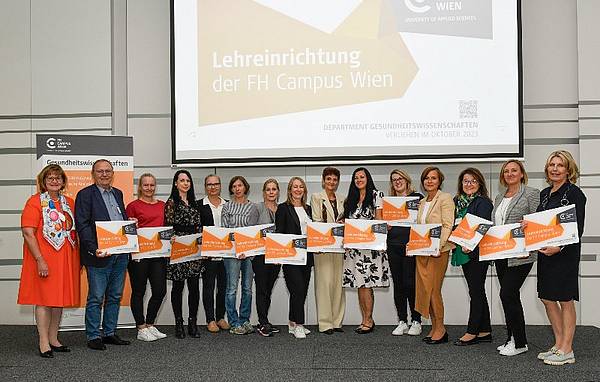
left=491, top=184, right=540, bottom=266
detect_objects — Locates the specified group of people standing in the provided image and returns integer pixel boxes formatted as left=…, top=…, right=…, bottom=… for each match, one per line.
left=17, top=150, right=586, bottom=366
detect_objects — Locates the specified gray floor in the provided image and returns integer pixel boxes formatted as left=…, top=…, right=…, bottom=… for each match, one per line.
left=1, top=325, right=599, bottom=381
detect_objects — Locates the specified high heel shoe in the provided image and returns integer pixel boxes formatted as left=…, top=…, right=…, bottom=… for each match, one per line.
left=356, top=322, right=375, bottom=334
left=39, top=349, right=54, bottom=358
left=422, top=336, right=432, bottom=342
left=50, top=344, right=71, bottom=353
left=426, top=332, right=448, bottom=345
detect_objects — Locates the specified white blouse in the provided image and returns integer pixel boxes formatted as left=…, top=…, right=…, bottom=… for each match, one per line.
left=494, top=196, right=513, bottom=225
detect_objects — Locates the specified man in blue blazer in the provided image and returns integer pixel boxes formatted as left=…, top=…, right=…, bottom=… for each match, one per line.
left=75, top=159, right=131, bottom=350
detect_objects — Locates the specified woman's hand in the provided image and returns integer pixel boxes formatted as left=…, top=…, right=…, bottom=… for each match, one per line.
left=36, top=257, right=49, bottom=278
left=461, top=246, right=472, bottom=254
left=539, top=246, right=561, bottom=256
left=520, top=220, right=528, bottom=230
left=129, top=217, right=139, bottom=227
left=170, top=236, right=177, bottom=244
left=95, top=249, right=111, bottom=258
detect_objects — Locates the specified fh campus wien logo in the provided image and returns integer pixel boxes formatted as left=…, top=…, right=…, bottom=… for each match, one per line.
left=45, top=137, right=72, bottom=151
left=405, top=0, right=431, bottom=13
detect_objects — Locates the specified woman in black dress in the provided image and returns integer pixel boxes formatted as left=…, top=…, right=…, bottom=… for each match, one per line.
left=164, top=170, right=204, bottom=339
left=534, top=150, right=586, bottom=366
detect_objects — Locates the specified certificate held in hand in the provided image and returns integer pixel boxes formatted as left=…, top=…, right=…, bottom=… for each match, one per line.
left=343, top=219, right=387, bottom=251
left=523, top=205, right=579, bottom=251
left=406, top=224, right=441, bottom=256
left=479, top=223, right=527, bottom=261
left=133, top=226, right=174, bottom=260
left=96, top=220, right=138, bottom=254
left=233, top=224, right=275, bottom=257
left=449, top=213, right=493, bottom=251
left=306, top=222, right=344, bottom=253
left=265, top=233, right=307, bottom=265
left=201, top=226, right=235, bottom=258
left=382, top=196, right=420, bottom=226
left=170, top=233, right=202, bottom=264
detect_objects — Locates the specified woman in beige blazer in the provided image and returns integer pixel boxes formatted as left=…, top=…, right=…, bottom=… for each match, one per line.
left=415, top=166, right=455, bottom=344
left=310, top=167, right=346, bottom=334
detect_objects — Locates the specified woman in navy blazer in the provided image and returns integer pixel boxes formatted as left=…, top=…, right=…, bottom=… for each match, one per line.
left=275, top=177, right=313, bottom=339
left=452, top=168, right=494, bottom=346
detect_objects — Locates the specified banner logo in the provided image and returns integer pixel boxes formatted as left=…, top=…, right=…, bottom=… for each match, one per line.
left=405, top=0, right=431, bottom=13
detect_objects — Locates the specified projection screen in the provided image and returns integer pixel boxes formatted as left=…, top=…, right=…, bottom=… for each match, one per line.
left=171, top=0, right=522, bottom=165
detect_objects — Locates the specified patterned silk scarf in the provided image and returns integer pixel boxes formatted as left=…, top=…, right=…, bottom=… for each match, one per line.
left=40, top=192, right=76, bottom=251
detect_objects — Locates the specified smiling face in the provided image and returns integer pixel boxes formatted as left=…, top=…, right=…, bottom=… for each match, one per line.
left=231, top=179, right=247, bottom=199
left=423, top=170, right=440, bottom=193
left=175, top=173, right=191, bottom=195
left=140, top=176, right=156, bottom=199
left=291, top=179, right=306, bottom=202
left=263, top=181, right=279, bottom=203
left=93, top=161, right=114, bottom=189
left=323, top=174, right=339, bottom=193
left=354, top=170, right=367, bottom=191
left=547, top=156, right=568, bottom=184
left=391, top=174, right=407, bottom=195
left=205, top=175, right=221, bottom=197
left=503, top=161, right=523, bottom=187
left=461, top=173, right=480, bottom=196
left=44, top=171, right=64, bottom=194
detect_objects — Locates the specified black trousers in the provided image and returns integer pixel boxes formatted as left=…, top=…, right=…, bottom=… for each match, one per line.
left=202, top=260, right=226, bottom=323
left=282, top=264, right=312, bottom=324
left=171, top=276, right=200, bottom=320
left=252, top=255, right=281, bottom=325
left=388, top=244, right=421, bottom=323
left=496, top=259, right=533, bottom=348
left=462, top=259, right=491, bottom=335
left=128, top=258, right=167, bottom=326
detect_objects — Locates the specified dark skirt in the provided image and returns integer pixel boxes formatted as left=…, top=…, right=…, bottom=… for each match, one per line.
left=537, top=244, right=580, bottom=301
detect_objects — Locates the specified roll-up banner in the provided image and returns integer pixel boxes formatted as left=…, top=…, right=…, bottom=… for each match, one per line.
left=36, top=134, right=134, bottom=329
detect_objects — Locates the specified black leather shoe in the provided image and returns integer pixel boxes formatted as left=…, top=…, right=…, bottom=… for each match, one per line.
left=356, top=323, right=375, bottom=334
left=422, top=336, right=432, bottom=342
left=453, top=336, right=479, bottom=346
left=50, top=344, right=71, bottom=353
left=102, top=335, right=130, bottom=345
left=426, top=332, right=448, bottom=345
left=175, top=318, right=186, bottom=339
left=322, top=329, right=334, bottom=335
left=333, top=327, right=344, bottom=333
left=477, top=334, right=493, bottom=343
left=39, top=349, right=54, bottom=358
left=188, top=318, right=200, bottom=338
left=87, top=338, right=106, bottom=350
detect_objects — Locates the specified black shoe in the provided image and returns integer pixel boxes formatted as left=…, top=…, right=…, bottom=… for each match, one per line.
left=39, top=349, right=54, bottom=358
left=422, top=336, right=432, bottom=342
left=356, top=323, right=375, bottom=334
left=426, top=332, right=448, bottom=345
left=269, top=325, right=280, bottom=333
left=257, top=324, right=273, bottom=337
left=188, top=318, right=200, bottom=338
left=87, top=338, right=107, bottom=351
left=322, top=329, right=334, bottom=335
left=333, top=327, right=344, bottom=333
left=453, top=336, right=479, bottom=346
left=102, top=335, right=130, bottom=345
left=50, top=344, right=71, bottom=353
left=175, top=319, right=186, bottom=339
left=477, top=334, right=493, bottom=343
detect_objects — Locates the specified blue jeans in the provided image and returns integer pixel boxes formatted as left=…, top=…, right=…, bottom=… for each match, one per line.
left=85, top=255, right=129, bottom=340
left=223, top=258, right=253, bottom=328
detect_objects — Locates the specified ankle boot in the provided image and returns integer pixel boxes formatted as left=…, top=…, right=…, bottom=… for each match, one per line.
left=188, top=318, right=200, bottom=338
left=175, top=318, right=185, bottom=339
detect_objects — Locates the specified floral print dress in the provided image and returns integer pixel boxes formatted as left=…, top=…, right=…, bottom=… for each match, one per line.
left=343, top=190, right=390, bottom=288
left=164, top=198, right=204, bottom=281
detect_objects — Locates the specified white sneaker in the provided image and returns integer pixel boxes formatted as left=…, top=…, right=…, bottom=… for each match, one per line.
left=407, top=321, right=422, bottom=336
left=392, top=321, right=409, bottom=336
left=292, top=325, right=307, bottom=339
left=147, top=326, right=167, bottom=339
left=137, top=327, right=158, bottom=342
left=500, top=343, right=528, bottom=356
left=288, top=323, right=310, bottom=335
left=303, top=326, right=311, bottom=335
left=497, top=337, right=514, bottom=352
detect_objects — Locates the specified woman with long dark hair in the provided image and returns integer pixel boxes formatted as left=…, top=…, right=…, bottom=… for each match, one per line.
left=165, top=170, right=204, bottom=339
left=342, top=167, right=390, bottom=334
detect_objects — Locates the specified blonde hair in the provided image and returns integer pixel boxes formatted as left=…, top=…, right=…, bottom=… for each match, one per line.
left=286, top=177, right=307, bottom=207
left=544, top=150, right=579, bottom=184
left=389, top=169, right=415, bottom=196
left=37, top=164, right=67, bottom=193
left=262, top=178, right=280, bottom=203
left=137, top=173, right=157, bottom=198
left=499, top=160, right=528, bottom=188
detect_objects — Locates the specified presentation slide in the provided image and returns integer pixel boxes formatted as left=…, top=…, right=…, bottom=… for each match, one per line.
left=172, top=0, right=522, bottom=165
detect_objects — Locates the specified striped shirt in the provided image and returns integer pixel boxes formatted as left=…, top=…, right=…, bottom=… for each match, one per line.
left=221, top=200, right=259, bottom=228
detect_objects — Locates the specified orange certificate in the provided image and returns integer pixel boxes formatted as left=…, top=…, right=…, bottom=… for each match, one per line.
left=170, top=233, right=202, bottom=264
left=132, top=226, right=174, bottom=260
left=448, top=213, right=493, bottom=251
left=233, top=224, right=275, bottom=257
left=96, top=220, right=138, bottom=254
left=479, top=223, right=527, bottom=261
left=201, top=226, right=235, bottom=258
left=406, top=224, right=441, bottom=256
left=306, top=222, right=345, bottom=253
left=382, top=196, right=420, bottom=226
left=523, top=204, right=579, bottom=251
left=343, top=219, right=387, bottom=251
left=265, top=233, right=307, bottom=265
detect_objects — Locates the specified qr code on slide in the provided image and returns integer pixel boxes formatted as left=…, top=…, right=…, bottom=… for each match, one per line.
left=459, top=100, right=478, bottom=119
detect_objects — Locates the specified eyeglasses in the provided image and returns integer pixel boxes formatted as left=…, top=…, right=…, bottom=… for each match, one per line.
left=46, top=176, right=63, bottom=182
left=206, top=183, right=221, bottom=187
left=391, top=177, right=405, bottom=183
left=462, top=179, right=479, bottom=185
left=95, top=170, right=113, bottom=174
